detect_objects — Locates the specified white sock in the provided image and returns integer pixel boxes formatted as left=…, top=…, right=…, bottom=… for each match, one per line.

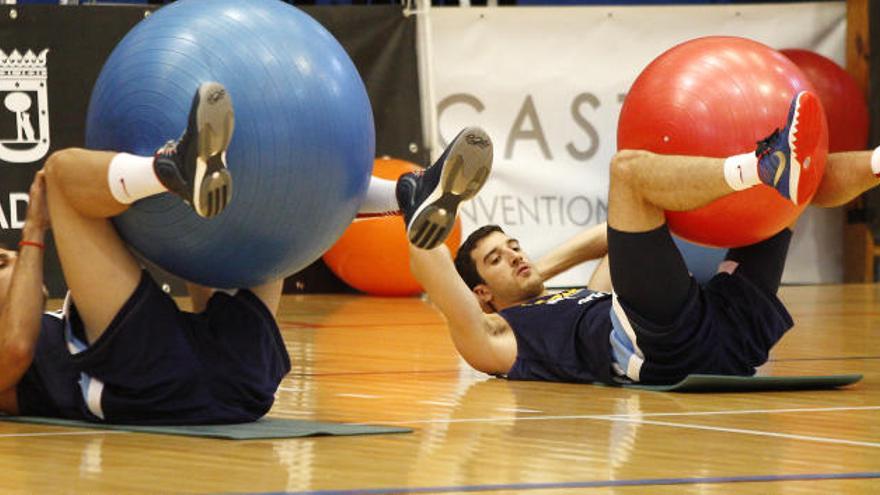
left=357, top=176, right=400, bottom=216
left=107, top=152, right=167, bottom=204
left=723, top=152, right=760, bottom=191
left=871, top=146, right=880, bottom=177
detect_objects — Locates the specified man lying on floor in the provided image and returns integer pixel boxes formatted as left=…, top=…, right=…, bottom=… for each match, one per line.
left=0, top=77, right=494, bottom=425
left=410, top=91, right=878, bottom=385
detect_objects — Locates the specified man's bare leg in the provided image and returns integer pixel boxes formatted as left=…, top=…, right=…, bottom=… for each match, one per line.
left=811, top=150, right=880, bottom=207
left=42, top=82, right=235, bottom=343
left=186, top=279, right=283, bottom=316
left=610, top=92, right=824, bottom=232
left=607, top=92, right=823, bottom=324
left=44, top=149, right=145, bottom=343
left=606, top=150, right=735, bottom=322
left=607, top=150, right=733, bottom=233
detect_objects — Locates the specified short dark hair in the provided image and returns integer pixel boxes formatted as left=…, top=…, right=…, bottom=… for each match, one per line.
left=454, top=225, right=505, bottom=290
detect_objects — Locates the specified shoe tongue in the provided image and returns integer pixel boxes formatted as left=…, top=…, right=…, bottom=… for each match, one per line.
left=396, top=174, right=417, bottom=205
left=756, top=128, right=781, bottom=154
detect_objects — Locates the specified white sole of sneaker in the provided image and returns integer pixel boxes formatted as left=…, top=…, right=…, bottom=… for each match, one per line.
left=193, top=82, right=235, bottom=218
left=786, top=92, right=804, bottom=206
left=408, top=127, right=493, bottom=249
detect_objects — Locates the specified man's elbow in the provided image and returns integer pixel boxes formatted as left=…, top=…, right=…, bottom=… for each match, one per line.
left=466, top=356, right=505, bottom=376
left=460, top=347, right=513, bottom=376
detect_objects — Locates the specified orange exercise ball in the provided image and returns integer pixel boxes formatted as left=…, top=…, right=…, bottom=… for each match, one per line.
left=618, top=36, right=829, bottom=248
left=323, top=158, right=462, bottom=296
left=780, top=48, right=869, bottom=153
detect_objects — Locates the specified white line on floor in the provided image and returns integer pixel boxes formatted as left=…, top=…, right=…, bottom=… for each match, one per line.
left=372, top=404, right=880, bottom=426
left=277, top=386, right=303, bottom=392
left=419, top=400, right=457, bottom=406
left=496, top=407, right=543, bottom=413
left=605, top=417, right=880, bottom=449
left=336, top=393, right=382, bottom=399
left=612, top=405, right=880, bottom=419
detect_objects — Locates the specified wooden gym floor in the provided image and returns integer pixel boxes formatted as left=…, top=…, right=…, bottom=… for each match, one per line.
left=1, top=284, right=878, bottom=494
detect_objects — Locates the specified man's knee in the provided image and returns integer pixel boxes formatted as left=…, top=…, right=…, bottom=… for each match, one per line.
left=608, top=150, right=665, bottom=231
left=609, top=150, right=654, bottom=203
left=609, top=150, right=651, bottom=187
left=43, top=147, right=86, bottom=186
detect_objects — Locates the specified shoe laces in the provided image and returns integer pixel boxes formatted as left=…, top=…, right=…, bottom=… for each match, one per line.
left=755, top=128, right=781, bottom=160
left=155, top=139, right=178, bottom=157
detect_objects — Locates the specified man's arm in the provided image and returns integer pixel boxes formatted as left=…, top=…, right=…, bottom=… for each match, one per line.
left=409, top=245, right=516, bottom=375
left=534, top=222, right=608, bottom=283
left=0, top=172, right=50, bottom=396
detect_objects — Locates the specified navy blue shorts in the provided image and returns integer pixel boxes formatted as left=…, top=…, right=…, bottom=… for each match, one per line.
left=609, top=272, right=794, bottom=385
left=65, top=272, right=290, bottom=425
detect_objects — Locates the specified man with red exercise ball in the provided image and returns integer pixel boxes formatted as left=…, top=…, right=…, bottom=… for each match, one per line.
left=403, top=90, right=878, bottom=385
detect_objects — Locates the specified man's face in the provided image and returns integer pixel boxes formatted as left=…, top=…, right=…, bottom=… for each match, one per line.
left=471, top=231, right=544, bottom=309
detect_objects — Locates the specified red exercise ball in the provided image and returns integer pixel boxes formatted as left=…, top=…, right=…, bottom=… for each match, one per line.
left=780, top=48, right=868, bottom=153
left=618, top=36, right=829, bottom=248
left=323, top=158, right=462, bottom=296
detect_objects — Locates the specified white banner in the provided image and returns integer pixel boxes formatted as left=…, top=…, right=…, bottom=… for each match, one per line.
left=428, top=2, right=846, bottom=286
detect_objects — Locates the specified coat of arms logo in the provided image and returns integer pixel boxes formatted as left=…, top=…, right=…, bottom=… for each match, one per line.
left=1, top=49, right=50, bottom=164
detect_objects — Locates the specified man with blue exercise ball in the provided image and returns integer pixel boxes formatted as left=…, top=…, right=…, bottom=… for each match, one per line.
left=0, top=80, right=495, bottom=425
left=410, top=91, right=880, bottom=386
left=0, top=82, right=292, bottom=425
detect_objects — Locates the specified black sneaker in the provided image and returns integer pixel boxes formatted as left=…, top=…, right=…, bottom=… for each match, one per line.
left=396, top=126, right=493, bottom=249
left=153, top=82, right=234, bottom=218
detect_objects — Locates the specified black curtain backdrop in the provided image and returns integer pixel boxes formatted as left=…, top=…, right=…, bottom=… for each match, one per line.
left=865, top=1, right=880, bottom=265
left=0, top=4, right=424, bottom=296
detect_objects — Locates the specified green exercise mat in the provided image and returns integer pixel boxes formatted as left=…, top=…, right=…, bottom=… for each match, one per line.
left=0, top=415, right=411, bottom=440
left=621, top=374, right=863, bottom=392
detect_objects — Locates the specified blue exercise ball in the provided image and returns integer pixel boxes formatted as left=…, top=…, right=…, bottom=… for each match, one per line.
left=673, top=236, right=727, bottom=284
left=86, top=0, right=374, bottom=288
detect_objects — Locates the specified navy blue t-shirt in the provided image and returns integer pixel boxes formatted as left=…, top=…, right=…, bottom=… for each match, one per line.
left=499, top=288, right=614, bottom=384
left=15, top=273, right=290, bottom=425
left=16, top=313, right=84, bottom=419
left=496, top=274, right=793, bottom=386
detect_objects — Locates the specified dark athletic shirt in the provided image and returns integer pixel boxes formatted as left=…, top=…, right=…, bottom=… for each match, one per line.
left=16, top=313, right=84, bottom=418
left=498, top=288, right=614, bottom=384
left=16, top=278, right=289, bottom=425
left=495, top=275, right=793, bottom=386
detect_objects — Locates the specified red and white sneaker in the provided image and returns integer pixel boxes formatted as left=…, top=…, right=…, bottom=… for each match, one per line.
left=756, top=91, right=822, bottom=206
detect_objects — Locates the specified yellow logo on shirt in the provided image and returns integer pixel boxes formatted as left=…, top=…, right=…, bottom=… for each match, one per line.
left=523, top=288, right=586, bottom=307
